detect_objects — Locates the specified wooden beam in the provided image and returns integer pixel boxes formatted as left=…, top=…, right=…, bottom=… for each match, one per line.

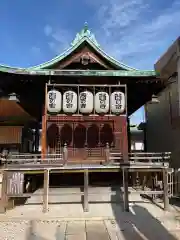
left=54, top=46, right=112, bottom=70
left=42, top=169, right=49, bottom=213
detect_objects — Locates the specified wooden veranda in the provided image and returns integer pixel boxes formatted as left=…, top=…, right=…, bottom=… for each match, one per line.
left=0, top=151, right=172, bottom=214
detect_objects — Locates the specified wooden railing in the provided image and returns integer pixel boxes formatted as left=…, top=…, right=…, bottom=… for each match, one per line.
left=107, top=146, right=171, bottom=166
left=0, top=142, right=171, bottom=167
left=1, top=143, right=68, bottom=166
left=109, top=152, right=171, bottom=162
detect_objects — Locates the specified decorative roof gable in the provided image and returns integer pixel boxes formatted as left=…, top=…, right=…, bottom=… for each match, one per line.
left=0, top=23, right=157, bottom=76
left=71, top=22, right=100, bottom=47
left=28, top=23, right=136, bottom=71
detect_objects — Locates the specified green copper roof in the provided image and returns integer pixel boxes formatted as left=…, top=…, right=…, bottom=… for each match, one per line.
left=71, top=22, right=100, bottom=47
left=0, top=68, right=158, bottom=77
left=28, top=23, right=137, bottom=71
left=0, top=23, right=158, bottom=77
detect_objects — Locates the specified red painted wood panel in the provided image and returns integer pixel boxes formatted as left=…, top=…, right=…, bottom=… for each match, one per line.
left=46, top=115, right=128, bottom=162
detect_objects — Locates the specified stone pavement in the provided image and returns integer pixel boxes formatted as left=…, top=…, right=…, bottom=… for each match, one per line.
left=0, top=218, right=180, bottom=240
left=1, top=201, right=180, bottom=239
left=1, top=188, right=180, bottom=239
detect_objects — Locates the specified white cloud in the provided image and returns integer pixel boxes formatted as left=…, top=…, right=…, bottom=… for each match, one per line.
left=44, top=25, right=72, bottom=54
left=31, top=46, right=41, bottom=56
left=97, top=0, right=149, bottom=36
left=44, top=25, right=52, bottom=36
left=90, top=0, right=180, bottom=69
left=43, top=1, right=180, bottom=69
left=86, top=0, right=180, bottom=122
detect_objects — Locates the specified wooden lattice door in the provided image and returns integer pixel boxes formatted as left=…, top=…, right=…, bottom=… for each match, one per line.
left=72, top=122, right=87, bottom=160
left=46, top=120, right=115, bottom=162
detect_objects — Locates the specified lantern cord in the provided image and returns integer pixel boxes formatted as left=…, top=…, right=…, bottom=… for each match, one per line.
left=48, top=70, right=52, bottom=84
left=100, top=86, right=105, bottom=92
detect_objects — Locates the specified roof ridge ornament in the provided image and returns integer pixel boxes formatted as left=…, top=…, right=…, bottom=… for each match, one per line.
left=71, top=23, right=100, bottom=47
left=84, top=22, right=88, bottom=32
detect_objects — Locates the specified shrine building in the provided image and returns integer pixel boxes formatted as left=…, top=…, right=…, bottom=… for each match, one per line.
left=0, top=24, right=165, bottom=164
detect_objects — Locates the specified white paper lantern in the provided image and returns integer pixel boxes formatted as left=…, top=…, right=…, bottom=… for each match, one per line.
left=79, top=91, right=94, bottom=114
left=63, top=90, right=77, bottom=113
left=110, top=91, right=125, bottom=114
left=95, top=92, right=109, bottom=114
left=47, top=90, right=62, bottom=113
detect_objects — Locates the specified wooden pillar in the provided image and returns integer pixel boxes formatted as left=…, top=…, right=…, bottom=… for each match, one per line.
left=144, top=105, right=148, bottom=152
left=121, top=117, right=129, bottom=211
left=163, top=168, right=169, bottom=211
left=127, top=117, right=131, bottom=152
left=105, top=142, right=110, bottom=165
left=121, top=117, right=129, bottom=162
left=174, top=169, right=178, bottom=195
left=63, top=143, right=68, bottom=165
left=41, top=84, right=48, bottom=159
left=0, top=171, right=8, bottom=213
left=41, top=110, right=47, bottom=159
left=34, top=124, right=40, bottom=153
left=84, top=170, right=89, bottom=212
left=43, top=169, right=49, bottom=213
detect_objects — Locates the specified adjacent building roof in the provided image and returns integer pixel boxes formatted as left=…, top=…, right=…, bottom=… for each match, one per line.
left=154, top=36, right=180, bottom=78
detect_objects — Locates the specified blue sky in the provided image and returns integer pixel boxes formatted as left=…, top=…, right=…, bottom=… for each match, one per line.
left=0, top=0, right=179, bottom=124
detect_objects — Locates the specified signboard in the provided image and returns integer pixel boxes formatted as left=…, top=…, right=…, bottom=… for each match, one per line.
left=7, top=172, right=24, bottom=196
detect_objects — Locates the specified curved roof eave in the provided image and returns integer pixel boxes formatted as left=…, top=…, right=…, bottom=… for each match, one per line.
left=28, top=37, right=137, bottom=71
left=0, top=36, right=138, bottom=73
left=0, top=65, right=26, bottom=73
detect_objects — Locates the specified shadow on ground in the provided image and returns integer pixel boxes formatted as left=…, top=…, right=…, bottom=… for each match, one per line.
left=170, top=197, right=180, bottom=212
left=111, top=186, right=178, bottom=239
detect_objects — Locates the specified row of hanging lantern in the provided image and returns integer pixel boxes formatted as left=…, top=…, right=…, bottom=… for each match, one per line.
left=47, top=89, right=126, bottom=114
